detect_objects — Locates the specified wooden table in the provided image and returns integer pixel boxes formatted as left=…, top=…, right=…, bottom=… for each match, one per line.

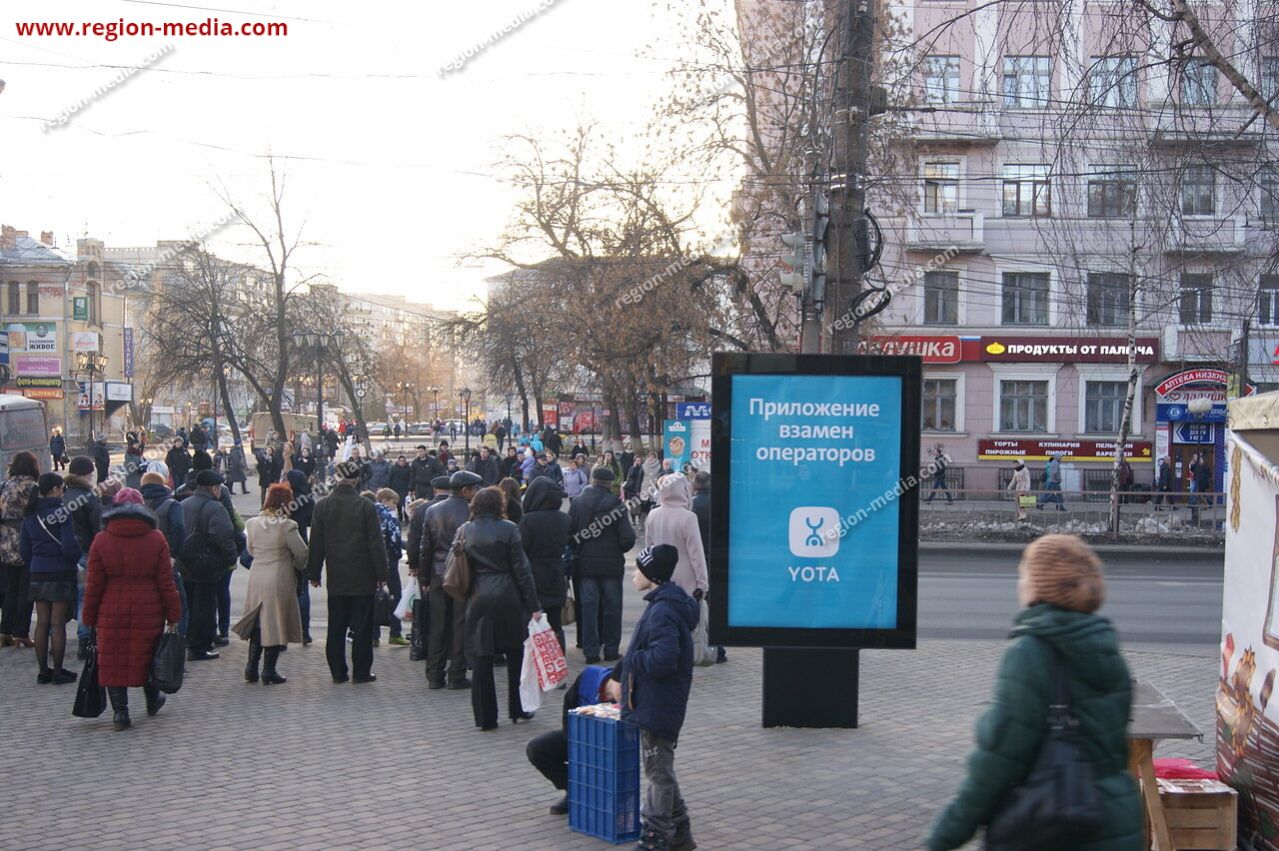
left=1129, top=679, right=1204, bottom=851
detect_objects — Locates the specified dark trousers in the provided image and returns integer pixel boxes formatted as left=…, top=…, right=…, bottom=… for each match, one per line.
left=570, top=568, right=583, bottom=648
left=296, top=574, right=311, bottom=639
left=545, top=605, right=565, bottom=653
left=410, top=595, right=428, bottom=661
left=641, top=731, right=688, bottom=841
left=217, top=569, right=233, bottom=636
left=1, top=562, right=32, bottom=638
left=107, top=684, right=160, bottom=712
left=925, top=473, right=952, bottom=504
left=384, top=564, right=403, bottom=638
left=185, top=579, right=218, bottom=653
left=471, top=650, right=523, bottom=728
left=172, top=564, right=189, bottom=637
left=579, top=575, right=622, bottom=659
left=326, top=594, right=375, bottom=680
left=426, top=577, right=467, bottom=684
left=527, top=729, right=568, bottom=790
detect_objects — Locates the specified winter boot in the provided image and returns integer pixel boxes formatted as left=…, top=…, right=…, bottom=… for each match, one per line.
left=635, top=827, right=669, bottom=850
left=244, top=633, right=263, bottom=683
left=107, top=687, right=131, bottom=731
left=262, top=646, right=286, bottom=685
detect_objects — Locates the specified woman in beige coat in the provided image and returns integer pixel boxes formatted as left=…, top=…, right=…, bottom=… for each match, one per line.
left=1007, top=460, right=1032, bottom=521
left=232, top=483, right=307, bottom=684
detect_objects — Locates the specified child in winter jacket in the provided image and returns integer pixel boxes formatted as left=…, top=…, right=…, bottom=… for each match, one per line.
left=606, top=544, right=698, bottom=851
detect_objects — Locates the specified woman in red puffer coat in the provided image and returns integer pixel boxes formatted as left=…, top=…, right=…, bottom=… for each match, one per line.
left=83, top=488, right=182, bottom=731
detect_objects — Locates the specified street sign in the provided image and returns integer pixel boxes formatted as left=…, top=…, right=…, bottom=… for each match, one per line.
left=1173, top=422, right=1214, bottom=444
left=355, top=389, right=366, bottom=399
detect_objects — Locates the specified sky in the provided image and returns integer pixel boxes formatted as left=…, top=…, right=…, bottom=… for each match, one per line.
left=1, top=0, right=731, bottom=312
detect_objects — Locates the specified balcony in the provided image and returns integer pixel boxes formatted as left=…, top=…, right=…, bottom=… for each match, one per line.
left=905, top=211, right=986, bottom=254
left=1165, top=215, right=1246, bottom=255
left=898, top=102, right=1001, bottom=145
left=1147, top=102, right=1265, bottom=147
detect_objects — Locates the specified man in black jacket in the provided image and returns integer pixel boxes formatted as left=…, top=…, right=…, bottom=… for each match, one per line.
left=410, top=446, right=442, bottom=501
left=65, top=456, right=103, bottom=660
left=308, top=461, right=389, bottom=684
left=419, top=470, right=481, bottom=689
left=568, top=467, right=637, bottom=663
left=406, top=475, right=451, bottom=662
left=467, top=446, right=500, bottom=486
left=180, top=471, right=240, bottom=661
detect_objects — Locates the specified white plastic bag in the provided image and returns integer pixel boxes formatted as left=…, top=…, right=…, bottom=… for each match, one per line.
left=518, top=636, right=543, bottom=713
left=528, top=617, right=569, bottom=691
left=394, top=575, right=419, bottom=621
left=692, top=599, right=715, bottom=667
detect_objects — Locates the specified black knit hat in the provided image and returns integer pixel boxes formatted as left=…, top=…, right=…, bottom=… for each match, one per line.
left=192, top=450, right=213, bottom=471
left=68, top=456, right=95, bottom=476
left=636, top=544, right=678, bottom=585
left=592, top=466, right=616, bottom=483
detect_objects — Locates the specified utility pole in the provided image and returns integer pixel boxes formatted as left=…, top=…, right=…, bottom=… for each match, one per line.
left=826, top=0, right=876, bottom=354
left=1237, top=320, right=1251, bottom=398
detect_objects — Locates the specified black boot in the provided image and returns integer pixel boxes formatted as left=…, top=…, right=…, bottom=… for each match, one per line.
left=107, top=687, right=131, bottom=731
left=244, top=634, right=262, bottom=683
left=262, top=646, right=286, bottom=685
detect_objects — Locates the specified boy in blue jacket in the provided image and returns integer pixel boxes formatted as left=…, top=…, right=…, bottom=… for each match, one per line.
left=607, top=544, right=698, bottom=851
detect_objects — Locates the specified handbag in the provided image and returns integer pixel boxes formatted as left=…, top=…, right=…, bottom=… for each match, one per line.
left=561, top=589, right=576, bottom=626
left=442, top=527, right=472, bottom=601
left=985, top=642, right=1103, bottom=851
left=692, top=598, right=714, bottom=667
left=373, top=587, right=395, bottom=627
left=149, top=629, right=185, bottom=694
left=72, top=634, right=107, bottom=718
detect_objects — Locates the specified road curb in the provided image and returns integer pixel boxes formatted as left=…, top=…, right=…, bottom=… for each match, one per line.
left=919, top=540, right=1224, bottom=559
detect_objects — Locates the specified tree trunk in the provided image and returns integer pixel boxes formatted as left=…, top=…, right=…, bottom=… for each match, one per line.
left=215, top=367, right=243, bottom=446
left=1109, top=242, right=1141, bottom=536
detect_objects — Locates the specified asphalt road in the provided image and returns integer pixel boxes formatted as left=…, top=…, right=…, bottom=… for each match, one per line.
left=919, top=549, right=1224, bottom=645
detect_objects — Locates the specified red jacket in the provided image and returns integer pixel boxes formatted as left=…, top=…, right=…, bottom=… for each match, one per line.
left=83, top=505, right=182, bottom=687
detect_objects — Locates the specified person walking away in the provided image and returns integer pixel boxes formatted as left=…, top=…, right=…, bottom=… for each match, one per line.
left=307, top=461, right=388, bottom=684
left=227, top=443, right=250, bottom=494
left=924, top=534, right=1141, bottom=850
left=521, top=477, right=571, bottom=651
left=167, top=438, right=193, bottom=491
left=19, top=472, right=81, bottom=684
left=499, top=477, right=524, bottom=524
left=460, top=486, right=543, bottom=730
left=640, top=452, right=662, bottom=521
left=645, top=475, right=709, bottom=605
left=1008, top=460, right=1032, bottom=522
left=1116, top=457, right=1134, bottom=505
left=418, top=470, right=481, bottom=689
left=1155, top=457, right=1175, bottom=511
left=179, top=470, right=240, bottom=661
left=374, top=488, right=408, bottom=646
left=286, top=469, right=316, bottom=644
left=177, top=450, right=246, bottom=645
left=406, top=474, right=452, bottom=662
left=925, top=444, right=954, bottom=505
left=232, top=483, right=307, bottom=684
left=83, top=488, right=182, bottom=730
left=569, top=466, right=637, bottom=664
left=64, top=457, right=104, bottom=660
left=93, top=436, right=111, bottom=485
left=0, top=451, right=41, bottom=648
left=1195, top=454, right=1212, bottom=508
left=141, top=471, right=188, bottom=639
left=389, top=454, right=413, bottom=521
left=625, top=456, right=645, bottom=527
left=50, top=428, right=67, bottom=472
left=603, top=544, right=699, bottom=851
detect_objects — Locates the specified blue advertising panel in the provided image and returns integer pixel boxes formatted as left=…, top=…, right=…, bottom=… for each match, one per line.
left=663, top=419, right=691, bottom=470
left=676, top=402, right=712, bottom=419
left=710, top=353, right=920, bottom=650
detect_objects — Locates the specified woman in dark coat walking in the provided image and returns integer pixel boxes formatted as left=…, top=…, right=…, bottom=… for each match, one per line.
left=226, top=443, right=249, bottom=494
left=461, top=486, right=543, bottom=731
left=388, top=454, right=413, bottom=520
left=49, top=428, right=66, bottom=471
left=925, top=534, right=1142, bottom=851
left=19, top=472, right=81, bottom=683
left=520, top=476, right=570, bottom=651
left=285, top=469, right=316, bottom=644
left=83, top=488, right=182, bottom=731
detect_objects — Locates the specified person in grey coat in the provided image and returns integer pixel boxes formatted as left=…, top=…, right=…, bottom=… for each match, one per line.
left=180, top=471, right=239, bottom=661
left=226, top=443, right=249, bottom=494
left=307, top=461, right=388, bottom=684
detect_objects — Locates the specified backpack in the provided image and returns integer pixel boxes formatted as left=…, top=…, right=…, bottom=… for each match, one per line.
left=152, top=498, right=181, bottom=554
left=180, top=502, right=226, bottom=582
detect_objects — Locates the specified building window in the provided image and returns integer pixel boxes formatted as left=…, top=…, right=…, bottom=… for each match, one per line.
left=923, top=162, right=959, bottom=213
left=1088, top=55, right=1137, bottom=108
left=922, top=270, right=959, bottom=325
left=1262, top=168, right=1279, bottom=221
left=1087, top=272, right=1131, bottom=327
left=1002, top=272, right=1050, bottom=325
left=1000, top=380, right=1049, bottom=432
left=1260, top=276, right=1279, bottom=327
left=1087, top=164, right=1136, bottom=218
left=1181, top=59, right=1217, bottom=105
left=1264, top=55, right=1279, bottom=103
left=923, top=55, right=960, bottom=104
left=25, top=282, right=38, bottom=315
left=1002, top=56, right=1051, bottom=108
left=5, top=282, right=18, bottom=316
left=1085, top=381, right=1128, bottom=433
left=1179, top=273, right=1213, bottom=324
left=1002, top=164, right=1051, bottom=217
left=1181, top=165, right=1216, bottom=216
left=922, top=379, right=957, bottom=431
left=87, top=282, right=99, bottom=325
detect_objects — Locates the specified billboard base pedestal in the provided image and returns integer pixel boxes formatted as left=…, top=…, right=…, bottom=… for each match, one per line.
left=762, top=647, right=859, bottom=729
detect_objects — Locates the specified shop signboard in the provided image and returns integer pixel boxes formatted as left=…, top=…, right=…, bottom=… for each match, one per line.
left=977, top=336, right=1158, bottom=364
left=675, top=402, right=712, bottom=419
left=73, top=297, right=89, bottom=321
left=21, top=387, right=63, bottom=401
left=711, top=353, right=920, bottom=649
left=105, top=382, right=132, bottom=403
left=13, top=355, right=61, bottom=377
left=70, top=331, right=100, bottom=353
left=15, top=377, right=62, bottom=388
left=977, top=438, right=1153, bottom=462
left=123, top=328, right=135, bottom=378
left=865, top=335, right=962, bottom=364
left=663, top=419, right=691, bottom=470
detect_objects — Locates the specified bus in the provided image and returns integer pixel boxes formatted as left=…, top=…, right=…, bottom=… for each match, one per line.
left=0, top=395, right=50, bottom=474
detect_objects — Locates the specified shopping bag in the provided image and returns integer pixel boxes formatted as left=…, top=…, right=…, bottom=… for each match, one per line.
left=72, top=640, right=107, bottom=718
left=692, top=599, right=715, bottom=668
left=527, top=617, right=570, bottom=691
left=149, top=630, right=186, bottom=694
left=442, top=528, right=472, bottom=601
left=1018, top=494, right=1038, bottom=509
left=394, top=575, right=419, bottom=621
left=373, top=587, right=395, bottom=627
left=561, top=590, right=576, bottom=626
left=518, top=639, right=543, bottom=713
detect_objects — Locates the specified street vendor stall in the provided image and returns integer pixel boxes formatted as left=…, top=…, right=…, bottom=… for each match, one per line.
left=1220, top=391, right=1279, bottom=850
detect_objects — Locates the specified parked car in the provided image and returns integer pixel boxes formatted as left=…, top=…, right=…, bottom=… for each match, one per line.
left=407, top=422, right=431, bottom=436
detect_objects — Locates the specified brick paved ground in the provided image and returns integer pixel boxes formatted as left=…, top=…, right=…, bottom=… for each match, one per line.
left=0, top=492, right=1219, bottom=850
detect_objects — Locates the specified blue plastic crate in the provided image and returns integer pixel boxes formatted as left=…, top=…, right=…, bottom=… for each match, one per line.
left=568, top=710, right=641, bottom=844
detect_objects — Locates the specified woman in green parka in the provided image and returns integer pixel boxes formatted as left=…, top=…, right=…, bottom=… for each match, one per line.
left=926, top=534, right=1143, bottom=851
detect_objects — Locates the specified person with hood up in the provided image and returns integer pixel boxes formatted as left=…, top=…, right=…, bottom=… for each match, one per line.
left=519, top=447, right=537, bottom=483
left=365, top=451, right=392, bottom=492
left=925, top=534, right=1141, bottom=851
left=520, top=476, right=571, bottom=651
left=569, top=466, right=637, bottom=664
left=64, top=456, right=104, bottom=660
left=227, top=442, right=250, bottom=494
left=83, top=488, right=182, bottom=731
left=640, top=451, right=662, bottom=517
left=1008, top=460, right=1032, bottom=521
left=562, top=454, right=590, bottom=500
left=20, top=472, right=82, bottom=684
left=644, top=475, right=709, bottom=601
left=166, top=438, right=192, bottom=489
left=140, top=471, right=188, bottom=638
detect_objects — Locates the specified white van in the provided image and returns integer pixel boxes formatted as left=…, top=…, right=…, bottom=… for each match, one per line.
left=0, top=394, right=49, bottom=475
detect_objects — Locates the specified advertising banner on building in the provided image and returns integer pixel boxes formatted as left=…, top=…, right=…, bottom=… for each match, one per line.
left=540, top=402, right=558, bottom=429
left=6, top=322, right=57, bottom=354
left=21, top=388, right=63, bottom=401
left=15, top=377, right=62, bottom=388
left=977, top=438, right=1153, bottom=462
left=70, top=331, right=100, bottom=353
left=675, top=402, right=712, bottom=419
left=77, top=382, right=105, bottom=412
left=13, top=355, right=61, bottom=377
left=663, top=419, right=691, bottom=470
left=977, top=336, right=1158, bottom=364
left=864, top=335, right=963, bottom=364
left=710, top=353, right=920, bottom=649
left=123, top=328, right=135, bottom=378
left=105, top=382, right=132, bottom=403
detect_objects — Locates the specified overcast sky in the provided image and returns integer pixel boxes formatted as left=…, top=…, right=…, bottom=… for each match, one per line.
left=2, top=0, right=724, bottom=312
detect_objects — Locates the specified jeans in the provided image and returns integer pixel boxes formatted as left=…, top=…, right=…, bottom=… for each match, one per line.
left=579, top=575, right=622, bottom=660
left=173, top=564, right=189, bottom=637
left=641, top=731, right=688, bottom=842
left=296, top=574, right=311, bottom=639
left=185, top=579, right=219, bottom=653
left=925, top=473, right=952, bottom=504
left=326, top=594, right=375, bottom=680
left=526, top=729, right=568, bottom=790
left=217, top=569, right=233, bottom=637
left=1037, top=481, right=1063, bottom=506
left=471, top=650, right=523, bottom=728
left=1, top=562, right=32, bottom=638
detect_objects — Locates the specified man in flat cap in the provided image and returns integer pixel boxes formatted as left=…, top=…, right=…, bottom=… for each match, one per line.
left=418, top=470, right=482, bottom=689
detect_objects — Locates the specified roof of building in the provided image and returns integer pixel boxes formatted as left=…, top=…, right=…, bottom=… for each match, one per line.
left=0, top=235, right=72, bottom=266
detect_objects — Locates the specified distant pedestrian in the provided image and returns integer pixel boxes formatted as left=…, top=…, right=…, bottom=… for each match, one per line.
left=569, top=466, right=637, bottom=664
left=167, top=438, right=192, bottom=490
left=226, top=443, right=250, bottom=494
left=93, top=436, right=111, bottom=485
left=645, top=474, right=709, bottom=601
left=1036, top=453, right=1065, bottom=511
left=389, top=454, right=413, bottom=519
left=20, top=472, right=81, bottom=684
left=563, top=454, right=590, bottom=500
left=1008, top=460, right=1031, bottom=522
left=374, top=488, right=407, bottom=646
left=49, top=428, right=66, bottom=471
left=1155, top=457, right=1175, bottom=510
left=925, top=534, right=1141, bottom=851
left=925, top=444, right=953, bottom=505
left=1116, top=457, right=1133, bottom=505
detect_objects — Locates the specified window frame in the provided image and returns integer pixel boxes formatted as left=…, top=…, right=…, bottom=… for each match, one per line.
left=921, top=269, right=960, bottom=325
left=922, top=377, right=959, bottom=432
left=1179, top=272, right=1214, bottom=325
left=5, top=282, right=18, bottom=316
left=86, top=281, right=100, bottom=326
left=1002, top=55, right=1051, bottom=108
left=922, top=161, right=960, bottom=214
left=1260, top=166, right=1279, bottom=222
left=25, top=282, right=39, bottom=315
left=998, top=378, right=1051, bottom=433
left=1087, top=164, right=1137, bottom=219
left=1077, top=365, right=1142, bottom=435
left=1002, top=164, right=1051, bottom=218
left=1260, top=275, right=1279, bottom=327
left=1180, top=58, right=1218, bottom=106
left=1086, top=271, right=1132, bottom=327
left=1000, top=270, right=1051, bottom=326
left=923, top=55, right=961, bottom=104
left=1262, top=55, right=1279, bottom=104
left=1088, top=55, right=1138, bottom=108
left=1180, top=164, right=1217, bottom=217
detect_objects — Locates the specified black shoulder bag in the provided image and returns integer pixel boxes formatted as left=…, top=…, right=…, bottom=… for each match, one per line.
left=985, top=642, right=1104, bottom=851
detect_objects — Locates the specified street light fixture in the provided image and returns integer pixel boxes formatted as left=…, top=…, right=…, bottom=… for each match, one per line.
left=460, top=387, right=472, bottom=453
left=426, top=385, right=441, bottom=423
left=291, top=331, right=342, bottom=433
left=75, top=351, right=108, bottom=448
